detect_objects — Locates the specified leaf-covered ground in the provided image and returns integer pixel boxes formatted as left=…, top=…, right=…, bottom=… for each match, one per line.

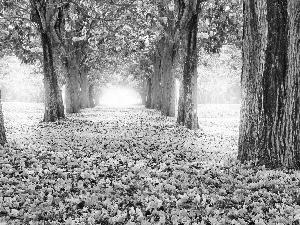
left=0, top=103, right=300, bottom=225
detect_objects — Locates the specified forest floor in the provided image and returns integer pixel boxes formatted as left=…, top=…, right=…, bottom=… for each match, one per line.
left=0, top=102, right=300, bottom=225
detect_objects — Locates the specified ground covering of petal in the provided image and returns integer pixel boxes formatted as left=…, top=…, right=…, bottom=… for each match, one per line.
left=0, top=103, right=300, bottom=225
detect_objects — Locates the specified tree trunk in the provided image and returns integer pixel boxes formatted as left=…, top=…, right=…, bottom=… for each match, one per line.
left=151, top=50, right=162, bottom=110
left=139, top=79, right=147, bottom=106
left=41, top=32, right=65, bottom=122
left=161, top=41, right=176, bottom=117
left=141, top=94, right=146, bottom=106
left=80, top=65, right=90, bottom=109
left=0, top=91, right=6, bottom=146
left=89, top=84, right=95, bottom=108
left=238, top=1, right=300, bottom=168
left=238, top=0, right=287, bottom=166
left=94, top=90, right=100, bottom=106
left=146, top=77, right=152, bottom=108
left=64, top=39, right=81, bottom=113
left=30, top=0, right=65, bottom=122
left=279, top=0, right=300, bottom=168
left=176, top=5, right=200, bottom=130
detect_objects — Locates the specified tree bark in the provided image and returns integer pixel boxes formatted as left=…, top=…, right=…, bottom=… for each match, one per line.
left=238, top=1, right=300, bottom=168
left=176, top=1, right=201, bottom=129
left=0, top=91, right=6, bottom=146
left=65, top=60, right=81, bottom=113
left=89, top=84, right=95, bottom=108
left=30, top=0, right=65, bottom=122
left=161, top=40, right=176, bottom=117
left=64, top=37, right=81, bottom=113
left=139, top=78, right=147, bottom=106
left=141, top=93, right=146, bottom=106
left=279, top=0, right=300, bottom=168
left=41, top=32, right=65, bottom=122
left=80, top=65, right=90, bottom=109
left=146, top=77, right=152, bottom=108
left=94, top=90, right=100, bottom=106
left=151, top=49, right=162, bottom=110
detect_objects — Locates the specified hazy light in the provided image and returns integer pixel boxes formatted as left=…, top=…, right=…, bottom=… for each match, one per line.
left=99, top=86, right=141, bottom=107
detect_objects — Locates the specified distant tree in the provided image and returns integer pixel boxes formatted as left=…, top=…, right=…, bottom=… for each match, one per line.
left=0, top=90, right=6, bottom=146
left=149, top=2, right=177, bottom=116
left=238, top=1, right=300, bottom=168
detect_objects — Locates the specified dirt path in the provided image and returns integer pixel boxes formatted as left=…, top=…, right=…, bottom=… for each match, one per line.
left=4, top=103, right=282, bottom=225
left=3, top=103, right=239, bottom=168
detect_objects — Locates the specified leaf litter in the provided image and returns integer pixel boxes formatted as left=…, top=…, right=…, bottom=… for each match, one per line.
left=0, top=103, right=300, bottom=225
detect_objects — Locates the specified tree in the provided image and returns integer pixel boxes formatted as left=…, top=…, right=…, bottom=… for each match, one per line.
left=0, top=91, right=6, bottom=146
left=151, top=46, right=162, bottom=109
left=30, top=0, right=65, bottom=122
left=60, top=3, right=95, bottom=113
left=177, top=0, right=202, bottom=129
left=149, top=2, right=177, bottom=116
left=238, top=1, right=300, bottom=168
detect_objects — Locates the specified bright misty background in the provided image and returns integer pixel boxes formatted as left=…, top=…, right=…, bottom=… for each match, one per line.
left=0, top=45, right=241, bottom=106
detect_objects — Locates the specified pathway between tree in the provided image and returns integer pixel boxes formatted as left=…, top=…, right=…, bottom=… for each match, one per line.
left=2, top=103, right=298, bottom=224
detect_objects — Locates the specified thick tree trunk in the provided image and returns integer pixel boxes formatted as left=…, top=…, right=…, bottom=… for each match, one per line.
left=65, top=60, right=81, bottom=113
left=0, top=91, right=6, bottom=146
left=238, top=1, right=300, bottom=168
left=279, top=1, right=300, bottom=168
left=161, top=41, right=176, bottom=117
left=80, top=65, right=90, bottom=109
left=177, top=10, right=199, bottom=130
left=41, top=33, right=65, bottom=122
left=30, top=0, right=65, bottom=122
left=238, top=1, right=287, bottom=166
left=151, top=50, right=162, bottom=110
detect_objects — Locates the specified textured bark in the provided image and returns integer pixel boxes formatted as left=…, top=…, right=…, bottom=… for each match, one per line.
left=177, top=5, right=200, bottom=130
left=30, top=0, right=65, bottom=122
left=277, top=1, right=300, bottom=168
left=65, top=60, right=80, bottom=113
left=151, top=50, right=162, bottom=110
left=238, top=1, right=300, bottom=168
left=0, top=91, right=6, bottom=146
left=80, top=65, right=90, bottom=109
left=161, top=40, right=176, bottom=117
left=238, top=1, right=267, bottom=162
left=41, top=32, right=65, bottom=122
left=64, top=38, right=81, bottom=113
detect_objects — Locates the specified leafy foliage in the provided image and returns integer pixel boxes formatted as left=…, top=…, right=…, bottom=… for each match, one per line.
left=199, top=0, right=243, bottom=53
left=0, top=0, right=40, bottom=62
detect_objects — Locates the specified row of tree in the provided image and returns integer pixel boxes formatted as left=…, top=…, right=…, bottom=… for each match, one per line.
left=1, top=0, right=300, bottom=169
left=138, top=0, right=242, bottom=129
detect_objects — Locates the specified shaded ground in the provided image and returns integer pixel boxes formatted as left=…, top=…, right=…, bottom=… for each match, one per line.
left=0, top=103, right=299, bottom=224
